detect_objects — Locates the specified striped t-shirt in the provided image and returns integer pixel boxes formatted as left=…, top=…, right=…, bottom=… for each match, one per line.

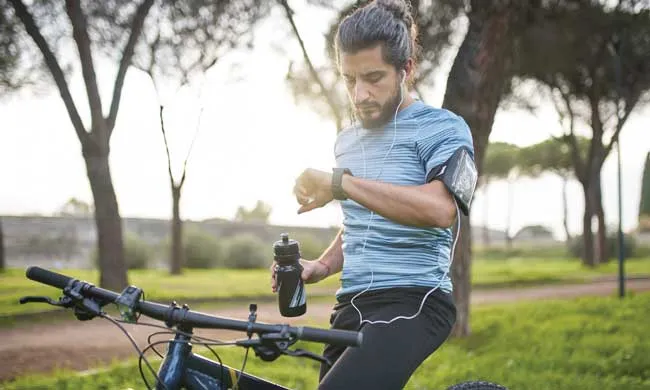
left=334, top=100, right=474, bottom=298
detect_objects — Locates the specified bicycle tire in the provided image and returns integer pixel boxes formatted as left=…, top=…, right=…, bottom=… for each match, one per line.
left=446, top=380, right=508, bottom=390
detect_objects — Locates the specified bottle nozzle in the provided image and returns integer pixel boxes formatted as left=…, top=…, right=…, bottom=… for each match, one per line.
left=281, top=233, right=289, bottom=244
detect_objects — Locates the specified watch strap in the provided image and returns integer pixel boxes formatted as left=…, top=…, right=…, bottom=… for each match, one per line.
left=332, top=168, right=352, bottom=200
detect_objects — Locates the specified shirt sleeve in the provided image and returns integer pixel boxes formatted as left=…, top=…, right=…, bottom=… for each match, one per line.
left=415, top=111, right=475, bottom=182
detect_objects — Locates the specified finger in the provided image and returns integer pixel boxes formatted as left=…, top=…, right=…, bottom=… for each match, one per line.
left=298, top=201, right=321, bottom=214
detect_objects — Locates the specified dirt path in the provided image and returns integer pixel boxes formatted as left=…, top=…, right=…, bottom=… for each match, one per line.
left=3, top=278, right=649, bottom=383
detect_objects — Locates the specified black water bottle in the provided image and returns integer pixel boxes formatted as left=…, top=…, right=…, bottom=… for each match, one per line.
left=273, top=233, right=307, bottom=317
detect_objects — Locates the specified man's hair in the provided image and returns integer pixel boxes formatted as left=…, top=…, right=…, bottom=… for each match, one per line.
left=335, top=0, right=419, bottom=72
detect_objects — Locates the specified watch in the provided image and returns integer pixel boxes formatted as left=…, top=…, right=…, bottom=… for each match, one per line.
left=331, top=168, right=352, bottom=200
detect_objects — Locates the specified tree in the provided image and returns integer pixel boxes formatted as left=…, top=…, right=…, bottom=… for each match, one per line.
left=441, top=0, right=533, bottom=336
left=138, top=0, right=267, bottom=275
left=57, top=197, right=93, bottom=217
left=513, top=1, right=650, bottom=266
left=0, top=218, right=5, bottom=272
left=234, top=201, right=273, bottom=224
left=482, top=142, right=520, bottom=249
left=7, top=0, right=266, bottom=289
left=158, top=103, right=201, bottom=275
left=519, top=137, right=589, bottom=242
left=639, top=152, right=650, bottom=232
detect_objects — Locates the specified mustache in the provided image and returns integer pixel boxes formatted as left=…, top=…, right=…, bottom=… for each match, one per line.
left=355, top=102, right=379, bottom=110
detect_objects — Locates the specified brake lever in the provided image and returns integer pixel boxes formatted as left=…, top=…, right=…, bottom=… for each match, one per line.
left=19, top=296, right=65, bottom=306
left=283, top=348, right=332, bottom=366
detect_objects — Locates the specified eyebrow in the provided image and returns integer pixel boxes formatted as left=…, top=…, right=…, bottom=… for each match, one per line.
left=342, top=70, right=386, bottom=79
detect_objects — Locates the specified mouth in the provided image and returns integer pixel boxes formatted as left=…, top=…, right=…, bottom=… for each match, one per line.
left=357, top=105, right=379, bottom=115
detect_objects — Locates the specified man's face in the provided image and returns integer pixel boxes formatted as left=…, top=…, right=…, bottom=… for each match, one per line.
left=340, top=45, right=402, bottom=129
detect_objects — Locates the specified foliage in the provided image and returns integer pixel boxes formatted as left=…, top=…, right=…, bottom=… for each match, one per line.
left=234, top=201, right=272, bottom=224
left=56, top=197, right=93, bottom=217
left=569, top=231, right=638, bottom=260
left=222, top=233, right=269, bottom=269
left=182, top=227, right=223, bottom=269
left=639, top=152, right=650, bottom=231
left=6, top=293, right=650, bottom=390
left=292, top=233, right=329, bottom=260
left=482, top=142, right=520, bottom=179
left=93, top=233, right=152, bottom=270
left=518, top=136, right=589, bottom=178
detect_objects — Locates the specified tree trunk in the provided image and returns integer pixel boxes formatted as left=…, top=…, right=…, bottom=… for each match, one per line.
left=441, top=1, right=519, bottom=337
left=0, top=218, right=5, bottom=272
left=581, top=180, right=597, bottom=267
left=506, top=176, right=514, bottom=253
left=82, top=134, right=128, bottom=290
left=170, top=186, right=183, bottom=275
left=483, top=181, right=490, bottom=247
left=561, top=175, right=571, bottom=243
left=595, top=172, right=608, bottom=263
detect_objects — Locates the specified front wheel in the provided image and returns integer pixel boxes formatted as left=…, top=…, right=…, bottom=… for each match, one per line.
left=446, top=381, right=508, bottom=390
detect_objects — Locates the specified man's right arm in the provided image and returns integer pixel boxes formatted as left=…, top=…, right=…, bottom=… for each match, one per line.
left=316, top=228, right=344, bottom=277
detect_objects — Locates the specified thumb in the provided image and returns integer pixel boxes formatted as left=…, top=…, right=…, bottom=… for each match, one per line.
left=301, top=263, right=314, bottom=281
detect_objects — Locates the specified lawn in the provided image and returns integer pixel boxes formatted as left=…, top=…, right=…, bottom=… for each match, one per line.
left=1, top=257, right=649, bottom=318
left=5, top=292, right=650, bottom=389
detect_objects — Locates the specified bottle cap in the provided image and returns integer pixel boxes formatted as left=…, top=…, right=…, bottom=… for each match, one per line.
left=273, top=233, right=300, bottom=257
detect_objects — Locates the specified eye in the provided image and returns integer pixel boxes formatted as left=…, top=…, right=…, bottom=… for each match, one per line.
left=366, top=74, right=382, bottom=83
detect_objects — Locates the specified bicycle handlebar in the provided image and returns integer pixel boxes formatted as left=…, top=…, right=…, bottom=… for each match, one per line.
left=26, top=266, right=362, bottom=348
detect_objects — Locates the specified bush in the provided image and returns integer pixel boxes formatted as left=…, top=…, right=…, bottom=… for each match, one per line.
left=569, top=231, right=637, bottom=259
left=292, top=233, right=328, bottom=260
left=92, top=233, right=152, bottom=270
left=183, top=227, right=223, bottom=269
left=222, top=234, right=269, bottom=269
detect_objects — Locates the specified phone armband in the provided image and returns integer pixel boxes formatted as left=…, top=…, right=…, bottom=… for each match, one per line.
left=426, top=147, right=478, bottom=216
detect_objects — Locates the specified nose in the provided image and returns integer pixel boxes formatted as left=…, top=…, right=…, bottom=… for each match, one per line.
left=353, top=81, right=370, bottom=104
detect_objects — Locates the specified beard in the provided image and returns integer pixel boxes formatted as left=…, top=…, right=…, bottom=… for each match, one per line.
left=355, top=82, right=402, bottom=129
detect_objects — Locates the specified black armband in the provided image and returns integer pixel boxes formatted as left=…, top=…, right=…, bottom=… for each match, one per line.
left=426, top=147, right=478, bottom=216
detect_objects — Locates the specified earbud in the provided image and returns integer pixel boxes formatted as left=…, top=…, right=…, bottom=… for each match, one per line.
left=401, top=70, right=406, bottom=85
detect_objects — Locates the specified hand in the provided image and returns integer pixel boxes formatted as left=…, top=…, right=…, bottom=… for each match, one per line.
left=270, top=259, right=330, bottom=293
left=293, top=168, right=334, bottom=214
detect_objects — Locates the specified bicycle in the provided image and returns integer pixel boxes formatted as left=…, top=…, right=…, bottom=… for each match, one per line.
left=19, top=266, right=508, bottom=390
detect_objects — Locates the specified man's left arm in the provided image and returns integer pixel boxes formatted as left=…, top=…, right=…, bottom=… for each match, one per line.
left=341, top=176, right=456, bottom=228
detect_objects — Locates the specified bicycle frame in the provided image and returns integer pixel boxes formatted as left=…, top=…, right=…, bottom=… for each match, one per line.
left=156, top=330, right=289, bottom=390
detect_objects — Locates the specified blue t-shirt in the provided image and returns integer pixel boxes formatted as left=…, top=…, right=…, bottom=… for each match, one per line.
left=334, top=100, right=474, bottom=298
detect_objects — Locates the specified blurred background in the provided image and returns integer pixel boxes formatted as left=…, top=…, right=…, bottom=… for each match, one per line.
left=1, top=1, right=650, bottom=389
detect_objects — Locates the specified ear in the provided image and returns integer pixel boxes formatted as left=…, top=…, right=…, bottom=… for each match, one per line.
left=403, top=58, right=414, bottom=83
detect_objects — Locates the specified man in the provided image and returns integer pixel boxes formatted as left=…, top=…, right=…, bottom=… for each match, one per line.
left=271, top=0, right=477, bottom=388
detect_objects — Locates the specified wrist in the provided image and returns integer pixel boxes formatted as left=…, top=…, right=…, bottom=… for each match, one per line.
left=316, top=259, right=331, bottom=277
left=331, top=168, right=352, bottom=200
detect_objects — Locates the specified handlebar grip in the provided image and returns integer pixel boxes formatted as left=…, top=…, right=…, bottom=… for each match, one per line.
left=297, top=326, right=363, bottom=347
left=26, top=266, right=74, bottom=289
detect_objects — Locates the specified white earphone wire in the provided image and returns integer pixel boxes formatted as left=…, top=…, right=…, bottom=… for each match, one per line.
left=350, top=72, right=461, bottom=325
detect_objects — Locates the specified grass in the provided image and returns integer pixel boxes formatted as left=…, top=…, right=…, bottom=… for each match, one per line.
left=5, top=292, right=650, bottom=389
left=2, top=257, right=649, bottom=319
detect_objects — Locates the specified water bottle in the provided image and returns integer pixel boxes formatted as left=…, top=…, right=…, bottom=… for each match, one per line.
left=273, top=233, right=307, bottom=317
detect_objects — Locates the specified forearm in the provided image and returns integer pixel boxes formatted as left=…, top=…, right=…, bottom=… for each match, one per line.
left=341, top=175, right=455, bottom=228
left=317, top=228, right=344, bottom=276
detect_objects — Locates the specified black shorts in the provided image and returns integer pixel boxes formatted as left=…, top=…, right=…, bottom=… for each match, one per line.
left=318, top=287, right=456, bottom=390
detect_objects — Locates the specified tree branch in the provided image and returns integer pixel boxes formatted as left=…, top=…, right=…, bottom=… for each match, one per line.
left=159, top=105, right=176, bottom=188
left=9, top=0, right=88, bottom=143
left=278, top=0, right=343, bottom=131
left=550, top=80, right=586, bottom=183
left=604, top=96, right=636, bottom=158
left=106, top=0, right=155, bottom=133
left=65, top=0, right=103, bottom=132
left=179, top=106, right=203, bottom=188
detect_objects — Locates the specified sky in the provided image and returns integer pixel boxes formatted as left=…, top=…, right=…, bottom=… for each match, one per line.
left=1, top=1, right=649, bottom=241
